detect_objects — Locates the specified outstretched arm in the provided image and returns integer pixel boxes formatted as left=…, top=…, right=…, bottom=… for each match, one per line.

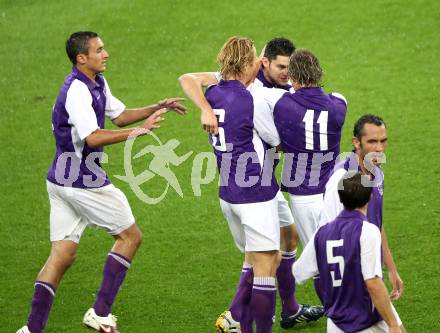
left=381, top=226, right=404, bottom=300
left=112, top=98, right=187, bottom=127
left=86, top=109, right=167, bottom=148
left=178, top=72, right=219, bottom=135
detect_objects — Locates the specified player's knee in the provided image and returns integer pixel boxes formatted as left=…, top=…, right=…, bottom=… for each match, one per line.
left=62, top=249, right=77, bottom=267
left=280, top=225, right=299, bottom=251
left=133, top=229, right=143, bottom=248
left=126, top=227, right=143, bottom=249
left=268, top=251, right=281, bottom=276
left=118, top=224, right=143, bottom=249
left=51, top=250, right=76, bottom=269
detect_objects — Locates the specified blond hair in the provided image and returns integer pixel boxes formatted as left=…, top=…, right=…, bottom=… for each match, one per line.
left=217, top=36, right=255, bottom=79
left=288, top=48, right=323, bottom=87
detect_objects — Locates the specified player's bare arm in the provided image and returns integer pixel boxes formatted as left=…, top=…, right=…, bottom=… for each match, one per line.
left=381, top=226, right=404, bottom=300
left=86, top=109, right=167, bottom=148
left=178, top=72, right=219, bottom=135
left=365, top=277, right=401, bottom=333
left=112, top=97, right=187, bottom=127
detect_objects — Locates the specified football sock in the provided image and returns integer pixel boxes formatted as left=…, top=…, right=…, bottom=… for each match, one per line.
left=240, top=299, right=254, bottom=333
left=229, top=263, right=253, bottom=323
left=313, top=276, right=324, bottom=304
left=251, top=276, right=276, bottom=333
left=277, top=250, right=300, bottom=316
left=27, top=281, right=56, bottom=333
left=93, top=252, right=131, bottom=317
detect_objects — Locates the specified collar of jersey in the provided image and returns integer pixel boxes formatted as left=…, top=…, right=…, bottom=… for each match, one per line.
left=257, top=68, right=291, bottom=90
left=218, top=79, right=246, bottom=89
left=72, top=66, right=104, bottom=91
left=339, top=209, right=367, bottom=221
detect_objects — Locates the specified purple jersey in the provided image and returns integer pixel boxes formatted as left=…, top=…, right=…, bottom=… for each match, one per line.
left=205, top=80, right=279, bottom=204
left=47, top=67, right=125, bottom=188
left=315, top=209, right=382, bottom=332
left=269, top=87, right=347, bottom=195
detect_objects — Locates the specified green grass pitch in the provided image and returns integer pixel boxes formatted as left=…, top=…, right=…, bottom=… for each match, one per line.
left=1, top=0, right=439, bottom=332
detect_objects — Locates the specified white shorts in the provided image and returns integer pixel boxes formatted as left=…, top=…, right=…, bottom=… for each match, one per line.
left=327, top=304, right=402, bottom=333
left=276, top=191, right=295, bottom=228
left=219, top=197, right=280, bottom=253
left=47, top=181, right=135, bottom=243
left=289, top=193, right=323, bottom=246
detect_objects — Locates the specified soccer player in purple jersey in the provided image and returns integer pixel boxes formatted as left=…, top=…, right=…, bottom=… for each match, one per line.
left=319, top=115, right=406, bottom=332
left=16, top=31, right=186, bottom=333
left=200, top=36, right=282, bottom=333
left=260, top=49, right=347, bottom=320
left=293, top=172, right=403, bottom=333
left=263, top=48, right=348, bottom=248
left=180, top=39, right=324, bottom=330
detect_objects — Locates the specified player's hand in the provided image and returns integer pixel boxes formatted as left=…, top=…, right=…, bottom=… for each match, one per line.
left=157, top=97, right=187, bottom=115
left=201, top=108, right=218, bottom=135
left=141, top=108, right=167, bottom=131
left=388, top=270, right=404, bottom=300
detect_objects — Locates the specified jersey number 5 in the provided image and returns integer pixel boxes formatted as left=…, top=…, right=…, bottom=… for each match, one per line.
left=326, top=239, right=345, bottom=287
left=211, top=109, right=227, bottom=152
left=302, top=109, right=328, bottom=151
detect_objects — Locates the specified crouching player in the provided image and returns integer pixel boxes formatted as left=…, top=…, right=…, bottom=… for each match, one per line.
left=293, top=172, right=404, bottom=333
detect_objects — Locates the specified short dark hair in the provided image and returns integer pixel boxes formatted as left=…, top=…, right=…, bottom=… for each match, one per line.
left=338, top=171, right=372, bottom=210
left=353, top=114, right=386, bottom=140
left=288, top=48, right=322, bottom=87
left=66, top=31, right=99, bottom=65
left=264, top=37, right=295, bottom=61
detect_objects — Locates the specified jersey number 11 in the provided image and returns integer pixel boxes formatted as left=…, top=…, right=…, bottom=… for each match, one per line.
left=303, top=109, right=328, bottom=151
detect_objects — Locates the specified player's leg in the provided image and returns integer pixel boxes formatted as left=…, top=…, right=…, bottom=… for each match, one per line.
left=22, top=241, right=78, bottom=333
left=277, top=191, right=301, bottom=318
left=227, top=252, right=254, bottom=333
left=18, top=182, right=85, bottom=333
left=240, top=252, right=254, bottom=333
left=36, top=240, right=78, bottom=287
left=289, top=191, right=324, bottom=307
left=91, top=223, right=143, bottom=318
left=243, top=198, right=280, bottom=333
left=70, top=184, right=138, bottom=331
left=283, top=193, right=325, bottom=327
left=250, top=250, right=280, bottom=333
left=216, top=199, right=250, bottom=332
left=278, top=225, right=300, bottom=314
